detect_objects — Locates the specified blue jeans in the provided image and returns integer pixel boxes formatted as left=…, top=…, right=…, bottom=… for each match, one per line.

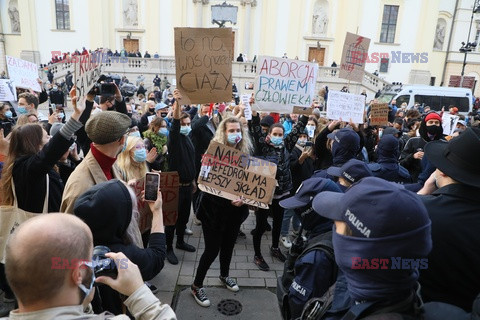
left=281, top=209, right=301, bottom=236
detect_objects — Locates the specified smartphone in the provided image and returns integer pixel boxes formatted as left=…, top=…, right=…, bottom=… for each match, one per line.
left=49, top=104, right=55, bottom=115
left=1, top=122, right=12, bottom=137
left=144, top=172, right=160, bottom=202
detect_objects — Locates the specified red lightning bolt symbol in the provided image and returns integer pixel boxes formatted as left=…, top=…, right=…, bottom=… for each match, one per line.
left=354, top=37, right=363, bottom=48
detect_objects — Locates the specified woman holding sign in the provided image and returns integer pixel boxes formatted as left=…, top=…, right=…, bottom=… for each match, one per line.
left=191, top=116, right=252, bottom=307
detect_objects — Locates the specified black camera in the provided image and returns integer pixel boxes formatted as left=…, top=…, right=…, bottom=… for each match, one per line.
left=92, top=245, right=118, bottom=279
left=89, top=75, right=116, bottom=97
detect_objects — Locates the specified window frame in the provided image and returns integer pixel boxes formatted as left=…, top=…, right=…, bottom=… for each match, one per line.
left=55, top=0, right=70, bottom=30
left=380, top=5, right=399, bottom=43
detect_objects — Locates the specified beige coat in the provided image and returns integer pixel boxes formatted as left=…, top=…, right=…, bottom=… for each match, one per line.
left=60, top=151, right=122, bottom=214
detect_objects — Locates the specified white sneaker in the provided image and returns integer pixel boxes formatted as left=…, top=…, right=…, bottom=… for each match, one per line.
left=281, top=236, right=292, bottom=249
left=185, top=228, right=193, bottom=236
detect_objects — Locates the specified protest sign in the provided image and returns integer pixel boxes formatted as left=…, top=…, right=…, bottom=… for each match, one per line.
left=369, top=103, right=389, bottom=126
left=174, top=27, right=233, bottom=105
left=442, top=113, right=459, bottom=136
left=74, top=52, right=105, bottom=102
left=0, top=79, right=17, bottom=101
left=5, top=56, right=41, bottom=92
left=198, top=141, right=277, bottom=208
left=254, top=56, right=318, bottom=113
left=241, top=94, right=252, bottom=120
left=326, top=90, right=365, bottom=124
left=338, top=33, right=371, bottom=83
left=133, top=172, right=180, bottom=232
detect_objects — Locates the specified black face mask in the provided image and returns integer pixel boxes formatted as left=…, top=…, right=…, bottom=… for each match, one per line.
left=426, top=125, right=443, bottom=140
left=148, top=97, right=155, bottom=102
left=107, top=106, right=115, bottom=111
left=127, top=112, right=133, bottom=117
left=161, top=112, right=167, bottom=117
left=149, top=108, right=155, bottom=113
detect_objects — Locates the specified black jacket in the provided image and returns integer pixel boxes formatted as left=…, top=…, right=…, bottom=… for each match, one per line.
left=13, top=132, right=73, bottom=213
left=197, top=192, right=248, bottom=231
left=419, top=183, right=480, bottom=312
left=168, top=118, right=196, bottom=183
left=249, top=114, right=307, bottom=196
left=139, top=111, right=155, bottom=134
left=190, top=114, right=216, bottom=177
left=290, top=145, right=315, bottom=192
left=399, top=136, right=426, bottom=182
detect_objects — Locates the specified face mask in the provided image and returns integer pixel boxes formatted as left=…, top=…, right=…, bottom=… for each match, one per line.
left=158, top=127, right=169, bottom=137
left=426, top=125, right=442, bottom=140
left=270, top=136, right=283, bottom=146
left=78, top=262, right=95, bottom=304
left=127, top=112, right=133, bottom=117
left=58, top=112, right=65, bottom=119
left=379, top=130, right=383, bottom=138
left=297, top=138, right=307, bottom=146
left=149, top=108, right=155, bottom=113
left=53, top=86, right=58, bottom=90
left=306, top=125, right=315, bottom=138
left=121, top=138, right=128, bottom=153
left=148, top=97, right=155, bottom=102
left=17, top=107, right=27, bottom=115
left=228, top=132, right=242, bottom=144
left=180, top=125, right=191, bottom=136
left=133, top=148, right=147, bottom=162
left=4, top=111, right=12, bottom=118
left=129, top=131, right=141, bottom=138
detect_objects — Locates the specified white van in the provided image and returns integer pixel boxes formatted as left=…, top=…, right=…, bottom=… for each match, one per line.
left=380, top=85, right=473, bottom=115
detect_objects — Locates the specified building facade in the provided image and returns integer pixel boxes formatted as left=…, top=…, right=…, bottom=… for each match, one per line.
left=0, top=0, right=478, bottom=95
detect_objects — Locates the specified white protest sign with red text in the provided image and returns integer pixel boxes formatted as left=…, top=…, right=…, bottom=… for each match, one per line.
left=6, top=56, right=41, bottom=92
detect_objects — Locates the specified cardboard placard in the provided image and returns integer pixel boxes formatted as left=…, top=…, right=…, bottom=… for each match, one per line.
left=0, top=79, right=17, bottom=101
left=441, top=113, right=459, bottom=136
left=174, top=27, right=233, bottom=105
left=74, top=52, right=105, bottom=102
left=369, top=103, right=389, bottom=126
left=134, top=172, right=180, bottom=233
left=198, top=141, right=277, bottom=208
left=241, top=94, right=252, bottom=120
left=326, top=90, right=365, bottom=124
left=292, top=106, right=314, bottom=115
left=338, top=32, right=371, bottom=83
left=254, top=56, right=318, bottom=113
left=5, top=56, right=41, bottom=92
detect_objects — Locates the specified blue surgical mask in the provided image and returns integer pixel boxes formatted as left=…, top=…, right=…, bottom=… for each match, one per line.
left=133, top=148, right=147, bottom=162
left=270, top=136, right=284, bottom=146
left=297, top=138, right=307, bottom=146
left=78, top=262, right=95, bottom=302
left=58, top=112, right=65, bottom=119
left=17, top=107, right=27, bottom=115
left=129, top=131, right=141, bottom=138
left=227, top=132, right=242, bottom=145
left=180, top=125, right=191, bottom=136
left=121, top=138, right=128, bottom=153
left=158, top=127, right=169, bottom=137
left=4, top=111, right=12, bottom=118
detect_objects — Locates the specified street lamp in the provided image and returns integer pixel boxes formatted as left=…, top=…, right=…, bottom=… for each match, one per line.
left=211, top=1, right=238, bottom=28
left=459, top=0, right=480, bottom=87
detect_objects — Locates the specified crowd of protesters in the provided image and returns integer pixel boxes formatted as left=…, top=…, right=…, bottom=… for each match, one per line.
left=0, top=76, right=479, bottom=320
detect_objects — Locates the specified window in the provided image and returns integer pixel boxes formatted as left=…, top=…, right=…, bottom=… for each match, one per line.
left=395, top=95, right=410, bottom=106
left=55, top=0, right=70, bottom=30
left=379, top=58, right=389, bottom=73
left=380, top=5, right=399, bottom=43
left=414, top=95, right=470, bottom=113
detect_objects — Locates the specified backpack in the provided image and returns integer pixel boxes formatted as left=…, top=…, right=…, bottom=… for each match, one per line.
left=277, top=231, right=337, bottom=320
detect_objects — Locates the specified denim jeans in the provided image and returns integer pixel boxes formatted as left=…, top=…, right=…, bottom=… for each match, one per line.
left=281, top=208, right=301, bottom=236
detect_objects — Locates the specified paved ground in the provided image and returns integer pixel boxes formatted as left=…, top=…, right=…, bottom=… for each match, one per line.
left=148, top=211, right=286, bottom=319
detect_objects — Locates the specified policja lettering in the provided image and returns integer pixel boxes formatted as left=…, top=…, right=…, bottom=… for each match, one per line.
left=291, top=280, right=307, bottom=297
left=345, top=209, right=371, bottom=238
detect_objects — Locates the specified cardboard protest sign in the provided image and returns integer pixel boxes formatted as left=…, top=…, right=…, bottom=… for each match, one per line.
left=5, top=56, right=41, bottom=91
left=339, top=33, right=371, bottom=83
left=441, top=113, right=459, bottom=136
left=369, top=103, right=389, bottom=126
left=174, top=27, right=233, bottom=105
left=326, top=90, right=365, bottom=124
left=0, top=79, right=17, bottom=101
left=74, top=52, right=105, bottom=102
left=241, top=94, right=252, bottom=120
left=198, top=141, right=277, bottom=208
left=254, top=56, right=318, bottom=113
left=133, top=172, right=180, bottom=232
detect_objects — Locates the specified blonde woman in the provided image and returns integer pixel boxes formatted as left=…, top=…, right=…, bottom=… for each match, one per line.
left=115, top=136, right=151, bottom=182
left=191, top=116, right=252, bottom=307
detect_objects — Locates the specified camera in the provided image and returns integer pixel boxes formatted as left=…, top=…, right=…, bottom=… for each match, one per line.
left=92, top=245, right=118, bottom=279
left=89, top=75, right=116, bottom=97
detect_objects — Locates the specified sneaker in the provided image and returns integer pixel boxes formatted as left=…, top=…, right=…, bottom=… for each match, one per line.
left=254, top=255, right=270, bottom=271
left=281, top=236, right=292, bottom=249
left=185, top=228, right=193, bottom=236
left=237, top=230, right=246, bottom=239
left=219, top=276, right=239, bottom=292
left=193, top=216, right=202, bottom=225
left=166, top=249, right=178, bottom=265
left=146, top=281, right=159, bottom=294
left=176, top=242, right=196, bottom=252
left=191, top=285, right=211, bottom=307
left=271, top=247, right=286, bottom=262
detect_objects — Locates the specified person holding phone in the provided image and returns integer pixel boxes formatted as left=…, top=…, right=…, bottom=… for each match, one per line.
left=191, top=116, right=251, bottom=307
left=74, top=180, right=166, bottom=314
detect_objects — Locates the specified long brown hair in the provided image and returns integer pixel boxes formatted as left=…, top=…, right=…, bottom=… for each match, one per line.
left=0, top=123, right=44, bottom=205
